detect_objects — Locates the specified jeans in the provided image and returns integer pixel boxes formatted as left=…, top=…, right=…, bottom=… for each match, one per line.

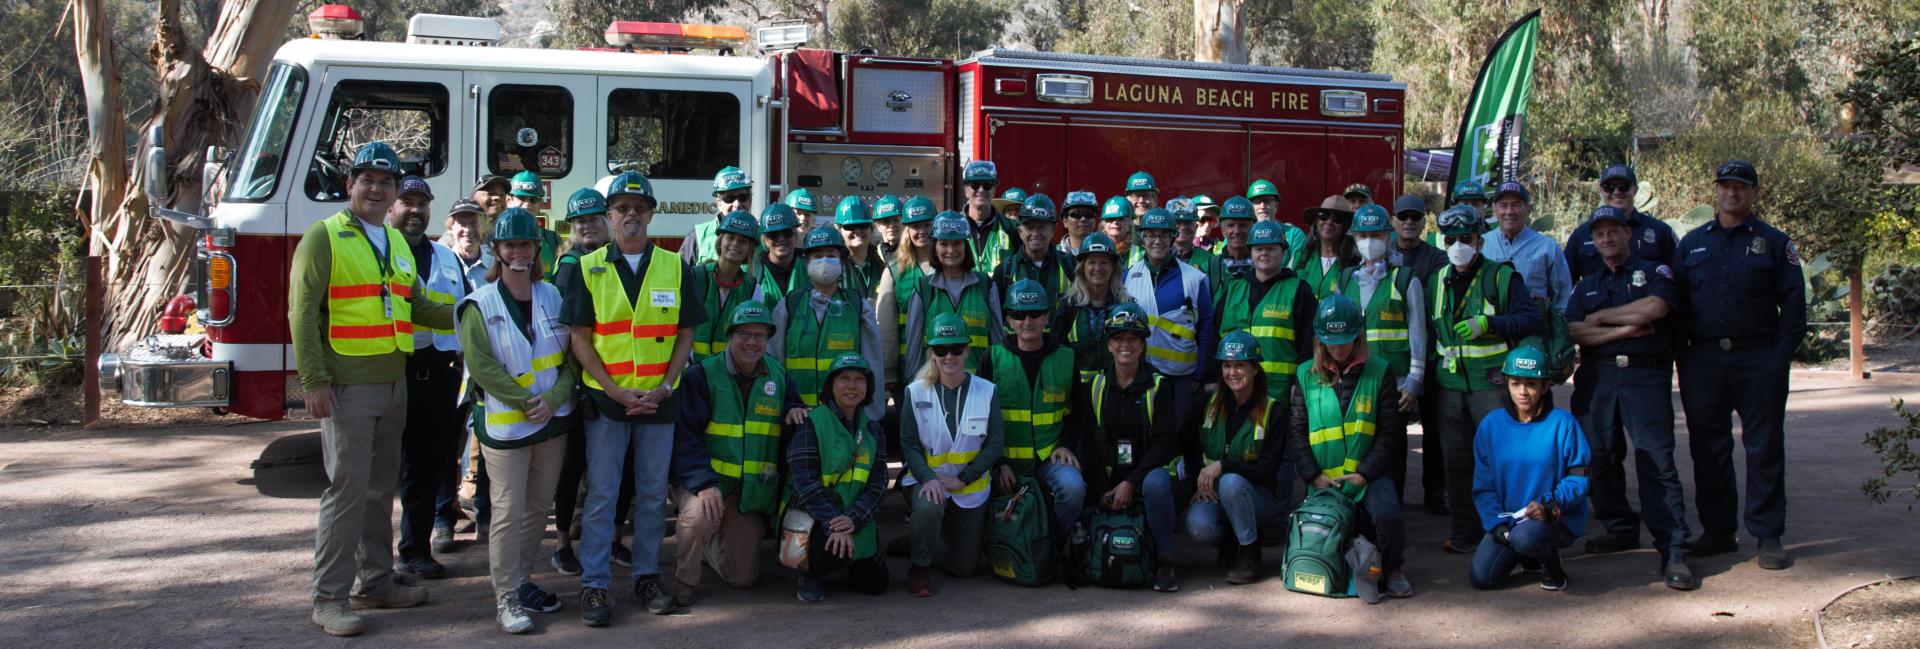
left=578, top=416, right=674, bottom=590
left=1577, top=363, right=1689, bottom=557
left=1038, top=461, right=1087, bottom=539
left=1359, top=477, right=1407, bottom=573
left=1469, top=519, right=1566, bottom=589
left=1137, top=469, right=1182, bottom=560
left=1184, top=473, right=1282, bottom=547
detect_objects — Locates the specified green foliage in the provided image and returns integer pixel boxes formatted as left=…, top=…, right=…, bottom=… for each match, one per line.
left=549, top=0, right=729, bottom=49
left=1868, top=265, right=1920, bottom=339
left=1862, top=398, right=1920, bottom=508
left=1046, top=0, right=1193, bottom=61
left=831, top=0, right=1012, bottom=59
left=1244, top=0, right=1374, bottom=71
left=1798, top=254, right=1850, bottom=363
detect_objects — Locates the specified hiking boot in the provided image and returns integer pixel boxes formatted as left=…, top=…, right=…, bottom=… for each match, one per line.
left=633, top=576, right=680, bottom=614
left=1152, top=564, right=1179, bottom=593
left=611, top=541, right=633, bottom=568
left=671, top=581, right=697, bottom=608
left=1441, top=538, right=1478, bottom=555
left=579, top=587, right=610, bottom=627
left=1540, top=556, right=1570, bottom=592
left=350, top=579, right=429, bottom=610
left=474, top=521, right=490, bottom=544
left=1664, top=557, right=1699, bottom=591
left=1757, top=538, right=1792, bottom=570
left=1225, top=544, right=1263, bottom=585
left=1691, top=533, right=1738, bottom=557
left=551, top=546, right=583, bottom=576
left=796, top=575, right=826, bottom=603
left=432, top=526, right=459, bottom=554
left=1584, top=535, right=1642, bottom=555
left=311, top=600, right=364, bottom=637
left=517, top=582, right=562, bottom=613
left=397, top=556, right=447, bottom=580
left=496, top=592, right=533, bottom=634
left=1214, top=537, right=1239, bottom=569
left=907, top=565, right=933, bottom=597
left=1385, top=571, right=1414, bottom=598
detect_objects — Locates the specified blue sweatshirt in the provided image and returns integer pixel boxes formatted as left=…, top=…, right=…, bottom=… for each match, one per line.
left=1471, top=407, right=1591, bottom=535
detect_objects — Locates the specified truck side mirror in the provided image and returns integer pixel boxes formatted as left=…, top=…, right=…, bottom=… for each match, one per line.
left=143, top=124, right=172, bottom=205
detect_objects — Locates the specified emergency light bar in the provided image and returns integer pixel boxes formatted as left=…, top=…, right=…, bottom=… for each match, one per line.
left=756, top=21, right=812, bottom=51
left=605, top=21, right=749, bottom=51
left=406, top=14, right=501, bottom=47
left=308, top=4, right=364, bottom=39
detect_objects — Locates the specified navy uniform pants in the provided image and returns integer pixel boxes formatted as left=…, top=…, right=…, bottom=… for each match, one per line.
left=1678, top=343, right=1788, bottom=541
left=1575, top=361, right=1689, bottom=558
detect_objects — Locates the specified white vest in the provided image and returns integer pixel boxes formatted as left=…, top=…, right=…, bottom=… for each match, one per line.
left=1123, top=257, right=1208, bottom=377
left=463, top=281, right=574, bottom=442
left=901, top=375, right=996, bottom=509
left=415, top=241, right=466, bottom=352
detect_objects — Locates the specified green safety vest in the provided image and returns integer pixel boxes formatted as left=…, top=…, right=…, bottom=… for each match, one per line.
left=892, top=263, right=925, bottom=362
left=1062, top=301, right=1117, bottom=384
left=1090, top=371, right=1161, bottom=472
left=1200, top=393, right=1271, bottom=466
left=1217, top=274, right=1307, bottom=400
left=781, top=286, right=864, bottom=406
left=996, top=251, right=1074, bottom=303
left=988, top=344, right=1076, bottom=475
left=970, top=216, right=1017, bottom=275
left=1336, top=265, right=1413, bottom=379
left=806, top=404, right=878, bottom=560
left=1430, top=262, right=1516, bottom=393
left=1301, top=256, right=1349, bottom=301
left=919, top=272, right=995, bottom=373
left=690, top=261, right=770, bottom=358
left=698, top=354, right=786, bottom=514
left=1297, top=356, right=1387, bottom=501
left=847, top=252, right=886, bottom=303
left=757, top=258, right=803, bottom=311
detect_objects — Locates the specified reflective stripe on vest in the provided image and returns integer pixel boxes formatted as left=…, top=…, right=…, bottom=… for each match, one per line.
left=1431, top=261, right=1514, bottom=392
left=469, top=281, right=575, bottom=441
left=1199, top=394, right=1270, bottom=466
left=323, top=211, right=417, bottom=356
left=782, top=287, right=864, bottom=406
left=901, top=375, right=995, bottom=508
left=416, top=241, right=464, bottom=351
left=1220, top=274, right=1305, bottom=399
left=919, top=273, right=994, bottom=372
left=1297, top=357, right=1387, bottom=501
left=989, top=345, right=1075, bottom=471
left=581, top=245, right=683, bottom=391
left=1124, top=257, right=1207, bottom=376
left=699, top=353, right=786, bottom=513
left=1091, top=371, right=1162, bottom=474
left=807, top=403, right=879, bottom=559
left=690, top=261, right=770, bottom=358
left=1338, top=265, right=1412, bottom=378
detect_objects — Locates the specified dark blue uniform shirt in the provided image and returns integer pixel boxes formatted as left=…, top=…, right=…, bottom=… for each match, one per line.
left=1674, top=215, right=1807, bottom=364
left=1564, top=210, right=1680, bottom=285
left=1565, top=257, right=1676, bottom=357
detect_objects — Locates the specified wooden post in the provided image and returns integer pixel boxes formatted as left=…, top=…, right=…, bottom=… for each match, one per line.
left=84, top=256, right=104, bottom=429
left=1849, top=265, right=1866, bottom=380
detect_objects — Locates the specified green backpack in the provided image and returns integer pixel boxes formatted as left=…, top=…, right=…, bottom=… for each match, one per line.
left=1078, top=502, right=1155, bottom=589
left=987, top=476, right=1054, bottom=586
left=1520, top=296, right=1576, bottom=385
left=1284, top=487, right=1359, bottom=598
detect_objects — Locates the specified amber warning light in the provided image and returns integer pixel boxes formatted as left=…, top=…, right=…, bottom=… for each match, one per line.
left=308, top=4, right=364, bottom=39
left=604, top=21, right=749, bottom=51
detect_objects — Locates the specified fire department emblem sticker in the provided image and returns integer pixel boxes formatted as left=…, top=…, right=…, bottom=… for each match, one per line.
left=516, top=127, right=538, bottom=148
left=886, top=90, right=913, bottom=112
left=763, top=380, right=777, bottom=397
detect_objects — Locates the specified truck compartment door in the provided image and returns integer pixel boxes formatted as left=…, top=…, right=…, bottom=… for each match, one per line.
left=1251, top=127, right=1328, bottom=227
left=1065, top=117, right=1245, bottom=202
left=983, top=114, right=1065, bottom=199
left=1325, top=127, right=1401, bottom=208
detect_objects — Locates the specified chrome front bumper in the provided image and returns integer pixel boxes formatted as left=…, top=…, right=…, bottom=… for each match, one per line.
left=98, top=334, right=231, bottom=408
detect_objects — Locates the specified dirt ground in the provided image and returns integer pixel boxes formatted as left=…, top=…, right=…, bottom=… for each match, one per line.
left=1819, top=578, right=1920, bottom=649
left=2, top=375, right=1918, bottom=648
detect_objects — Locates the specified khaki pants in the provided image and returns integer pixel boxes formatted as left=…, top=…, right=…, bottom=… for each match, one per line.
left=669, top=487, right=765, bottom=591
left=482, top=435, right=568, bottom=598
left=313, top=381, right=407, bottom=602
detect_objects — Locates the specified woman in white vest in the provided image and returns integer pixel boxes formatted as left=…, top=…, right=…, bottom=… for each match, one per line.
left=456, top=209, right=577, bottom=634
left=898, top=312, right=1005, bottom=598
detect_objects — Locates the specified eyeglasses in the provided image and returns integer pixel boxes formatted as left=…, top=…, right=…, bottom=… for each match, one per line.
left=931, top=344, right=970, bottom=357
left=1443, top=235, right=1475, bottom=246
left=1007, top=310, right=1047, bottom=321
left=1601, top=184, right=1634, bottom=195
left=730, top=331, right=768, bottom=343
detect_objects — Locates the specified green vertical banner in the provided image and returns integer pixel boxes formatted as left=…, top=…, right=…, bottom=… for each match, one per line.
left=1446, top=10, right=1541, bottom=204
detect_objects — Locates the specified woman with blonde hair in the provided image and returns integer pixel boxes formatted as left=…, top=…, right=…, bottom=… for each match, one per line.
left=896, top=313, right=1005, bottom=597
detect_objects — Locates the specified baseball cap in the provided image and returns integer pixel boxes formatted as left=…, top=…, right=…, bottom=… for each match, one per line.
left=1714, top=160, right=1758, bottom=186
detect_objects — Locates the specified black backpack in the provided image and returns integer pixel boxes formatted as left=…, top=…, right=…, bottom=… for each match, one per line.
left=1077, top=503, right=1155, bottom=589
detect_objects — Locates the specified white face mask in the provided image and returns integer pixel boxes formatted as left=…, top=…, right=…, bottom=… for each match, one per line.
left=1356, top=237, right=1387, bottom=262
left=806, top=257, right=843, bottom=284
left=1447, top=241, right=1478, bottom=268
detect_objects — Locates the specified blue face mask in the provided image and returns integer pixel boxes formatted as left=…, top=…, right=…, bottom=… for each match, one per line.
left=806, top=256, right=843, bottom=285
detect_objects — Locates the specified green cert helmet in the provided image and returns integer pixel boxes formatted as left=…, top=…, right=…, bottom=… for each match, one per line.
left=491, top=207, right=544, bottom=243
left=785, top=188, right=817, bottom=214
left=834, top=196, right=873, bottom=226
left=1103, top=303, right=1151, bottom=340
left=510, top=170, right=545, bottom=198
left=726, top=301, right=775, bottom=336
left=1100, top=195, right=1131, bottom=221
left=1452, top=180, right=1488, bottom=203
left=712, top=166, right=751, bottom=195
left=1063, top=190, right=1099, bottom=211
left=717, top=210, right=760, bottom=239
left=962, top=160, right=999, bottom=184
left=1437, top=205, right=1486, bottom=236
left=1313, top=294, right=1365, bottom=346
left=1167, top=196, right=1197, bottom=222
left=931, top=211, right=970, bottom=241
left=873, top=195, right=904, bottom=221
left=902, top=196, right=937, bottom=224
left=1018, top=193, right=1057, bottom=222
left=1193, top=194, right=1218, bottom=211
left=1216, top=330, right=1261, bottom=362
left=1351, top=203, right=1391, bottom=234
left=1247, top=179, right=1279, bottom=201
left=993, top=187, right=1030, bottom=212
left=606, top=171, right=657, bottom=208
left=760, top=203, right=800, bottom=234
left=1138, top=208, right=1175, bottom=231
left=351, top=141, right=401, bottom=175
left=823, top=351, right=876, bottom=406
left=1249, top=220, right=1287, bottom=247
left=1125, top=170, right=1157, bottom=194
left=1005, top=278, right=1051, bottom=314
left=565, top=188, right=608, bottom=220
left=1220, top=195, right=1255, bottom=220
left=926, top=312, right=972, bottom=346
left=1503, top=344, right=1550, bottom=379
left=1077, top=232, right=1119, bottom=260
left=801, top=225, right=847, bottom=254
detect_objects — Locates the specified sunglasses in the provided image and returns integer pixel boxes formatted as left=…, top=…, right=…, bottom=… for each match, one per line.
left=1066, top=211, right=1096, bottom=220
left=965, top=182, right=995, bottom=192
left=1443, top=235, right=1475, bottom=246
left=1392, top=212, right=1424, bottom=221
left=841, top=223, right=872, bottom=232
left=764, top=230, right=795, bottom=240
left=1601, top=184, right=1634, bottom=194
left=1315, top=212, right=1347, bottom=222
left=718, top=192, right=751, bottom=204
left=1007, top=310, right=1047, bottom=321
left=931, top=344, right=970, bottom=357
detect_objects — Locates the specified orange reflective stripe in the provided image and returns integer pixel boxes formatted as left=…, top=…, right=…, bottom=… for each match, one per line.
left=388, top=282, right=412, bottom=298
left=595, top=321, right=631, bottom=336
left=631, top=323, right=679, bottom=338
left=632, top=361, right=669, bottom=378
left=331, top=323, right=398, bottom=339
left=604, top=360, right=633, bottom=376
left=329, top=284, right=385, bottom=299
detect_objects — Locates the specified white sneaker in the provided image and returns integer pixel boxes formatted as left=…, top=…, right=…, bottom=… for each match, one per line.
left=497, top=593, right=533, bottom=634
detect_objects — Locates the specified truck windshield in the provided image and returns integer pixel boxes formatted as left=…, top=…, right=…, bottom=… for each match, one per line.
left=225, top=63, right=307, bottom=202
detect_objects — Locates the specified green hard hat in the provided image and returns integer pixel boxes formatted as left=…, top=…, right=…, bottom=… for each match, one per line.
left=1018, top=193, right=1057, bottom=222
left=510, top=170, right=544, bottom=198
left=350, top=141, right=401, bottom=176
left=1342, top=183, right=1373, bottom=200
left=873, top=195, right=904, bottom=221
left=1193, top=194, right=1218, bottom=210
left=606, top=171, right=657, bottom=207
left=712, top=166, right=751, bottom=195
left=1220, top=196, right=1255, bottom=220
left=1138, top=208, right=1176, bottom=232
left=1249, top=220, right=1287, bottom=247
left=565, top=188, right=607, bottom=220
left=717, top=210, right=760, bottom=239
left=823, top=351, right=876, bottom=405
left=1078, top=232, right=1119, bottom=260
left=993, top=187, right=1030, bottom=212
left=926, top=312, right=972, bottom=346
left=1064, top=190, right=1099, bottom=211
left=1247, top=179, right=1279, bottom=201
left=1216, top=330, right=1261, bottom=362
left=801, top=225, right=846, bottom=253
left=962, top=160, right=999, bottom=184
left=1103, top=303, right=1151, bottom=340
left=902, top=196, right=937, bottom=224
left=1452, top=180, right=1488, bottom=203
left=1350, top=203, right=1391, bottom=234
left=1503, top=344, right=1550, bottom=379
left=785, top=188, right=817, bottom=214
left=1100, top=195, right=1131, bottom=220
left=1125, top=171, right=1157, bottom=194
left=760, top=203, right=800, bottom=234
left=491, top=207, right=544, bottom=243
left=1004, top=279, right=1051, bottom=313
left=1313, top=294, right=1365, bottom=346
left=834, top=196, right=873, bottom=226
left=1168, top=196, right=1197, bottom=222
left=726, top=301, right=775, bottom=335
left=931, top=211, right=970, bottom=241
left=1437, top=205, right=1485, bottom=236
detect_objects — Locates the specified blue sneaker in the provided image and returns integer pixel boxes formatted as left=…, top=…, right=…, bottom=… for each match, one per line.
left=517, top=582, right=562, bottom=613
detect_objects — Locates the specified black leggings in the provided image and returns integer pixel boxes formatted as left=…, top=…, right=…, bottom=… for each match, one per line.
left=808, top=526, right=889, bottom=595
left=552, top=412, right=635, bottom=545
